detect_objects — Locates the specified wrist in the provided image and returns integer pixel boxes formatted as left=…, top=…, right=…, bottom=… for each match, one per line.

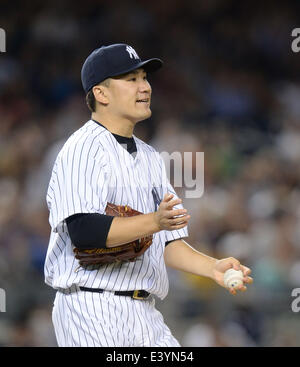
left=151, top=212, right=161, bottom=232
left=208, top=257, right=219, bottom=280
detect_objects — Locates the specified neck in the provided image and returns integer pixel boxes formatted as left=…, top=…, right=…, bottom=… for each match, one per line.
left=91, top=111, right=135, bottom=138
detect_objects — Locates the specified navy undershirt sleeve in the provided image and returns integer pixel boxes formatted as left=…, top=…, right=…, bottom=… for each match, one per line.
left=165, top=240, right=175, bottom=246
left=165, top=239, right=183, bottom=246
left=67, top=214, right=180, bottom=249
left=66, top=213, right=114, bottom=249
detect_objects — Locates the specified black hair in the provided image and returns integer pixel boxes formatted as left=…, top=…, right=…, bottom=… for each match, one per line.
left=85, top=79, right=110, bottom=112
left=86, top=90, right=96, bottom=112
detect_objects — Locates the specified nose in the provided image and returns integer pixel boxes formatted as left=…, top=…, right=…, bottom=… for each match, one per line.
left=139, top=79, right=151, bottom=95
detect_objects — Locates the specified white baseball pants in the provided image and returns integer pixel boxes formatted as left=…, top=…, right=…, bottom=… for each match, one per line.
left=52, top=287, right=180, bottom=347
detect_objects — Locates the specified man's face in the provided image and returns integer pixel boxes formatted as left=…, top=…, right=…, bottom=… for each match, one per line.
left=106, top=68, right=152, bottom=123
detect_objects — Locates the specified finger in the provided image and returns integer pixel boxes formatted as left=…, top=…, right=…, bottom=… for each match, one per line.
left=170, top=215, right=191, bottom=225
left=170, top=221, right=189, bottom=230
left=232, top=260, right=241, bottom=271
left=170, top=214, right=190, bottom=223
left=241, top=266, right=251, bottom=276
left=243, top=276, right=253, bottom=284
left=163, top=193, right=174, bottom=202
left=236, top=285, right=247, bottom=292
left=236, top=281, right=246, bottom=290
left=166, top=198, right=182, bottom=210
left=229, top=288, right=236, bottom=295
left=171, top=220, right=189, bottom=228
left=166, top=208, right=187, bottom=218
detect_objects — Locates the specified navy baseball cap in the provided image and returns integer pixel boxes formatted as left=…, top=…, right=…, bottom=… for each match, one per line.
left=81, top=43, right=163, bottom=94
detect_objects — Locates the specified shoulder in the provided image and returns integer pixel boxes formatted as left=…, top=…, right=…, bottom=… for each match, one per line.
left=56, top=120, right=110, bottom=163
left=134, top=136, right=164, bottom=167
left=49, top=120, right=110, bottom=170
left=133, top=136, right=159, bottom=154
left=135, top=136, right=165, bottom=161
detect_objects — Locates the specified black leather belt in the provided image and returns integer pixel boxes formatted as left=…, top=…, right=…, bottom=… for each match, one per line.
left=79, top=287, right=150, bottom=300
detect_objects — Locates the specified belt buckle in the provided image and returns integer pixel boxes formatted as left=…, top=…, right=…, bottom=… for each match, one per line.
left=132, top=290, right=148, bottom=300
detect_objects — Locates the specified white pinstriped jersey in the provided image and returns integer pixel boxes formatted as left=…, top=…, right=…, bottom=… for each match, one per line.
left=44, top=119, right=188, bottom=299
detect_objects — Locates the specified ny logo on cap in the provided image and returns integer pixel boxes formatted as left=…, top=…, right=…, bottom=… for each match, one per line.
left=126, top=45, right=139, bottom=60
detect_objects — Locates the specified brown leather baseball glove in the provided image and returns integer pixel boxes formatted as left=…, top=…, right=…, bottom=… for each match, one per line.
left=73, top=203, right=153, bottom=266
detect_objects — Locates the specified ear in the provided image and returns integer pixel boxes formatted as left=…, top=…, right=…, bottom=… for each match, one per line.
left=93, top=85, right=109, bottom=105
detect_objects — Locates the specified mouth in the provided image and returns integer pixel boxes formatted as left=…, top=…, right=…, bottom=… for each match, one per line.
left=136, top=98, right=150, bottom=105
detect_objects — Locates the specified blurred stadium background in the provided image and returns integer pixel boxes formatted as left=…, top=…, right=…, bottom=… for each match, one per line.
left=1, top=0, right=300, bottom=347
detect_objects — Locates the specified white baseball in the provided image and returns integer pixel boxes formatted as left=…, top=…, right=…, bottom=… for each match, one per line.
left=223, top=269, right=244, bottom=289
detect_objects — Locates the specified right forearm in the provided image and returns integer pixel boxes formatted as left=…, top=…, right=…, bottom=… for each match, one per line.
left=106, top=193, right=190, bottom=248
left=106, top=213, right=160, bottom=248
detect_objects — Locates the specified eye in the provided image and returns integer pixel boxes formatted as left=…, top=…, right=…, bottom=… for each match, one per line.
left=129, top=77, right=136, bottom=82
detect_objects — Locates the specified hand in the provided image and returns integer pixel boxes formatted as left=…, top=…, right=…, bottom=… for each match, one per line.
left=212, top=257, right=253, bottom=295
left=154, top=193, right=190, bottom=231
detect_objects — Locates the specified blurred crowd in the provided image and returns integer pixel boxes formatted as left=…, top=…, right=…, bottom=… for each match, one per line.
left=0, top=0, right=300, bottom=346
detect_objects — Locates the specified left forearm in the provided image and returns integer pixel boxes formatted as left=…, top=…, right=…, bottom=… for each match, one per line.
left=164, top=239, right=217, bottom=279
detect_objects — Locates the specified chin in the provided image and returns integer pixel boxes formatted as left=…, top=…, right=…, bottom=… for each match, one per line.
left=144, top=107, right=152, bottom=118
left=135, top=109, right=152, bottom=123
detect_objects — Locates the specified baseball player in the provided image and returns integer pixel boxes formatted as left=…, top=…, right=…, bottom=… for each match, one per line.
left=44, top=43, right=253, bottom=347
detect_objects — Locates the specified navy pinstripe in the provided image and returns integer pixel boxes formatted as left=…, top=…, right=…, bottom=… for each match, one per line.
left=46, top=119, right=188, bottom=346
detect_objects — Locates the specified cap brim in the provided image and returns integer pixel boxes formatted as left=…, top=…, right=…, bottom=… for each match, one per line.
left=109, top=58, right=163, bottom=78
left=139, top=58, right=163, bottom=73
